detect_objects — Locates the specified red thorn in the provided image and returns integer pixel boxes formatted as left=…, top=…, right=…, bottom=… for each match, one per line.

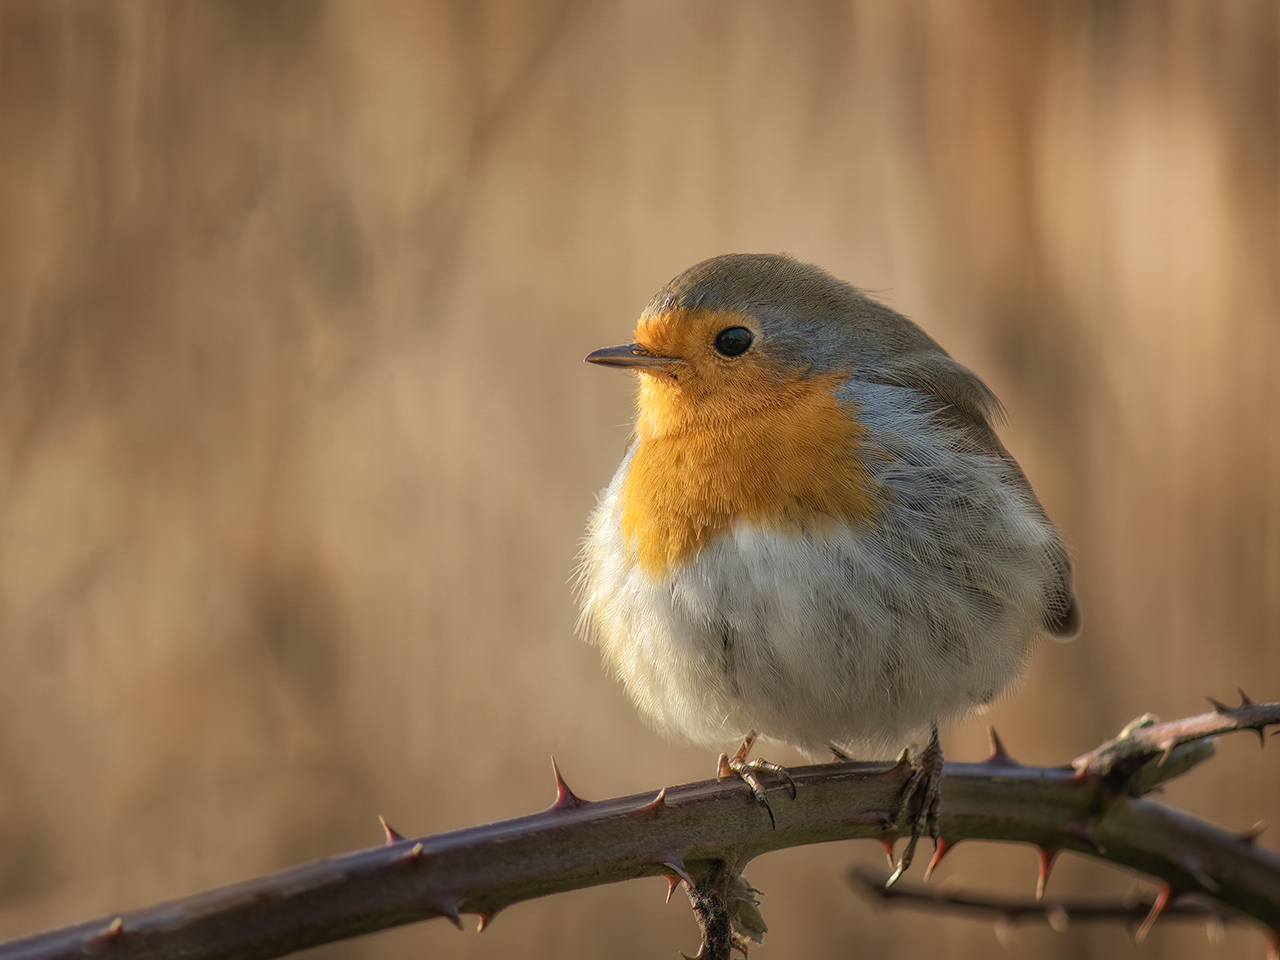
left=664, top=875, right=682, bottom=904
left=1239, top=688, right=1255, bottom=706
left=629, top=787, right=668, bottom=816
left=1062, top=821, right=1104, bottom=855
left=878, top=838, right=897, bottom=868
left=1237, top=821, right=1267, bottom=845
left=431, top=897, right=464, bottom=930
left=1134, top=882, right=1171, bottom=942
left=1267, top=928, right=1279, bottom=960
left=549, top=757, right=586, bottom=810
left=1156, top=741, right=1176, bottom=767
left=475, top=910, right=498, bottom=933
left=395, top=841, right=424, bottom=863
left=922, top=838, right=954, bottom=881
left=661, top=857, right=693, bottom=888
left=985, top=727, right=1019, bottom=767
left=378, top=815, right=406, bottom=845
left=1035, top=847, right=1060, bottom=900
left=88, top=917, right=125, bottom=945
left=1207, top=695, right=1231, bottom=713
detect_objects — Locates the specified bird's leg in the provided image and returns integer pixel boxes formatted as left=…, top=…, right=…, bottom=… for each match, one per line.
left=717, top=731, right=797, bottom=829
left=886, top=725, right=942, bottom=887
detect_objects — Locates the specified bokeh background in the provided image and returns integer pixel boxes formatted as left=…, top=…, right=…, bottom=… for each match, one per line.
left=1, top=2, right=1277, bottom=958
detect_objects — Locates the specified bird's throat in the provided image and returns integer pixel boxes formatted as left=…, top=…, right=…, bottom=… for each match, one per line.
left=620, top=374, right=878, bottom=575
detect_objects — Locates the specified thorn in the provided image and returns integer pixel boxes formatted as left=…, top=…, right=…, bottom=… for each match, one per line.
left=1253, top=725, right=1268, bottom=749
left=1207, top=695, right=1231, bottom=713
left=1239, top=688, right=1255, bottom=706
left=394, top=841, right=424, bottom=863
left=475, top=910, right=497, bottom=933
left=1062, top=821, right=1104, bottom=855
left=993, top=915, right=1015, bottom=947
left=1134, top=882, right=1171, bottom=942
left=877, top=838, right=896, bottom=869
left=1204, top=914, right=1225, bottom=944
left=985, top=727, right=1019, bottom=767
left=664, top=875, right=682, bottom=904
left=88, top=917, right=125, bottom=945
left=378, top=815, right=406, bottom=845
left=628, top=787, right=668, bottom=816
left=549, top=757, right=586, bottom=810
left=1237, top=821, right=1267, bottom=845
left=923, top=838, right=954, bottom=881
left=1156, top=741, right=1176, bottom=767
left=1046, top=904, right=1070, bottom=932
left=430, top=896, right=463, bottom=930
left=662, top=857, right=693, bottom=888
left=830, top=745, right=853, bottom=762
left=1036, top=847, right=1060, bottom=900
left=717, top=752, right=733, bottom=780
left=1267, top=929, right=1279, bottom=960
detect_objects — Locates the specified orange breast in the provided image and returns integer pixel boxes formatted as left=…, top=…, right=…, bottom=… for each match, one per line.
left=620, top=371, right=878, bottom=575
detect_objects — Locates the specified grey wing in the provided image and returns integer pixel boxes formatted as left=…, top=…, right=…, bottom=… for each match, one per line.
left=866, top=349, right=1081, bottom=640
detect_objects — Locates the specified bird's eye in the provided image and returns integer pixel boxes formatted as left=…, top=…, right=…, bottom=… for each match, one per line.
left=713, top=326, right=753, bottom=357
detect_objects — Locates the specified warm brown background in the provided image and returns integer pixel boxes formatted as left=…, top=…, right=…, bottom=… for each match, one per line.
left=0, top=2, right=1277, bottom=958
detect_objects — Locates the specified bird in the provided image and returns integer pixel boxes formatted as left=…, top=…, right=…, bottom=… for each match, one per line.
left=576, top=253, right=1079, bottom=878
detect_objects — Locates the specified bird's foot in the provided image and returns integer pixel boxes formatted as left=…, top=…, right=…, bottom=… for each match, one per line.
left=717, top=732, right=797, bottom=829
left=886, top=725, right=942, bottom=887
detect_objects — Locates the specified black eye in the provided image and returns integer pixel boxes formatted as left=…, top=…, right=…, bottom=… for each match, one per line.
left=713, top=326, right=753, bottom=357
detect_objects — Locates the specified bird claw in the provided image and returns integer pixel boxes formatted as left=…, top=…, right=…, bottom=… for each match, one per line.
left=717, top=732, right=797, bottom=829
left=886, top=725, right=942, bottom=887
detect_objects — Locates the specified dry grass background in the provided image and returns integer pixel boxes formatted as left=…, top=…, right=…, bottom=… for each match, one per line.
left=0, top=2, right=1277, bottom=958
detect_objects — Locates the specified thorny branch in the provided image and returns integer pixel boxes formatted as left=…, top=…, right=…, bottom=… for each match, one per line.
left=0, top=698, right=1277, bottom=960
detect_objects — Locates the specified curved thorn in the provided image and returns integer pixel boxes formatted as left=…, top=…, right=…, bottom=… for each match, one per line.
left=1135, top=882, right=1171, bottom=942
left=1254, top=725, right=1268, bottom=749
left=1046, top=904, right=1070, bottom=932
left=476, top=910, right=497, bottom=933
left=1239, top=688, right=1255, bottom=706
left=431, top=896, right=463, bottom=930
left=378, top=815, right=406, bottom=845
left=1207, top=695, right=1231, bottom=713
left=1237, top=820, right=1267, bottom=845
left=1036, top=847, right=1060, bottom=900
left=878, top=838, right=897, bottom=868
left=1157, top=741, right=1176, bottom=767
left=629, top=786, right=668, bottom=816
left=394, top=841, right=424, bottom=863
left=985, top=727, right=1019, bottom=767
left=662, top=857, right=693, bottom=888
left=664, top=875, right=682, bottom=904
left=88, top=917, right=125, bottom=945
left=549, top=756, right=586, bottom=809
left=923, top=837, right=953, bottom=881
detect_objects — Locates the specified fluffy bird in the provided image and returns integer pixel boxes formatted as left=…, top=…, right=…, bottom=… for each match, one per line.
left=577, top=254, right=1078, bottom=872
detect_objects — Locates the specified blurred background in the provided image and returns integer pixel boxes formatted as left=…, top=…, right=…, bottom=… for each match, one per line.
left=0, top=2, right=1277, bottom=958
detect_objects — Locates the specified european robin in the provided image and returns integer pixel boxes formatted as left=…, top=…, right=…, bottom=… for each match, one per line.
left=577, top=254, right=1079, bottom=875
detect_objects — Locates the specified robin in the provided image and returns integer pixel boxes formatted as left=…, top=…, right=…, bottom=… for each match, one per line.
left=577, top=254, right=1079, bottom=877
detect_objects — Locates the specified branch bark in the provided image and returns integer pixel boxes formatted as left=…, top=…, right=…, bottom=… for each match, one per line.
left=1, top=704, right=1277, bottom=960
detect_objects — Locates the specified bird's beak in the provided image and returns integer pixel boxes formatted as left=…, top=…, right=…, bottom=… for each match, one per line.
left=584, top=343, right=678, bottom=372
